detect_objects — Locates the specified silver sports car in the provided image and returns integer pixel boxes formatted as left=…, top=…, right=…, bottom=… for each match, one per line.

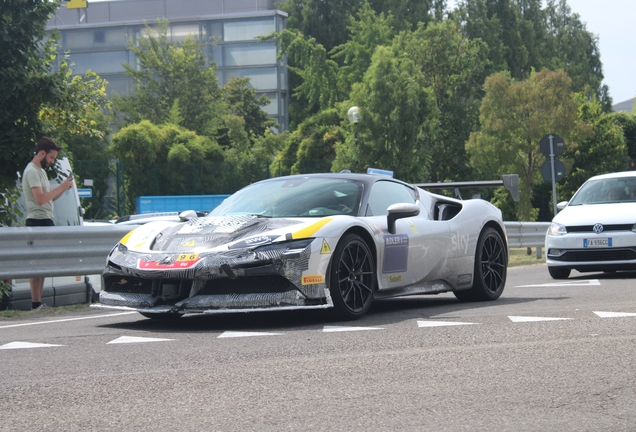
left=96, top=173, right=508, bottom=320
left=545, top=171, right=636, bottom=279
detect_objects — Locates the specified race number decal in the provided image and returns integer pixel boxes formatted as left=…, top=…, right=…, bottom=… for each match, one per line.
left=382, top=234, right=408, bottom=273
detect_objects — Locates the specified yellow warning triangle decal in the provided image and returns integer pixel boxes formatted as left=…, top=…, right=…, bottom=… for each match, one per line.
left=321, top=239, right=331, bottom=254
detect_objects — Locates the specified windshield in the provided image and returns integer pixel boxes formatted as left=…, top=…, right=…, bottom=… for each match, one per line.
left=569, top=177, right=636, bottom=205
left=208, top=177, right=363, bottom=218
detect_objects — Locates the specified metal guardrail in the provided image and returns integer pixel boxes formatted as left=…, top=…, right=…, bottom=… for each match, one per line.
left=0, top=222, right=551, bottom=281
left=504, top=221, right=551, bottom=258
left=0, top=225, right=135, bottom=280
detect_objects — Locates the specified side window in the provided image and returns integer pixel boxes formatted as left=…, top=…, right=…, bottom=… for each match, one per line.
left=365, top=181, right=416, bottom=216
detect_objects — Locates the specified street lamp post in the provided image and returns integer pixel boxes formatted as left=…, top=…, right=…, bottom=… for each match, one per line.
left=348, top=106, right=360, bottom=142
left=347, top=106, right=360, bottom=124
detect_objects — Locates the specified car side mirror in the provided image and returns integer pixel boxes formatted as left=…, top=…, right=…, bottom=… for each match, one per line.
left=179, top=210, right=198, bottom=221
left=556, top=201, right=568, bottom=212
left=387, top=203, right=420, bottom=234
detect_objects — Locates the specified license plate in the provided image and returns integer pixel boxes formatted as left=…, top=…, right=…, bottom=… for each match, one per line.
left=583, top=238, right=612, bottom=248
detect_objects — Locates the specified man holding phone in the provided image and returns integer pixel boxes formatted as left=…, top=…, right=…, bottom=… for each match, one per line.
left=22, top=136, right=74, bottom=310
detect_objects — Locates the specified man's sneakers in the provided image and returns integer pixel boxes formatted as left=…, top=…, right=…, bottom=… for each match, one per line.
left=31, top=303, right=48, bottom=311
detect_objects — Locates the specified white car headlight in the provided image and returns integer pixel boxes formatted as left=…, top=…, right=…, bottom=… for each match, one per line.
left=548, top=222, right=567, bottom=236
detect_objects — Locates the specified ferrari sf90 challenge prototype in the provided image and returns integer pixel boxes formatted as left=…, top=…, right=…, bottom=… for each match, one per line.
left=97, top=173, right=508, bottom=320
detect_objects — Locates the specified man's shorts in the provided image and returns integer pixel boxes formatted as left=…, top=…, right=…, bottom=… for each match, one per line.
left=26, top=219, right=55, bottom=227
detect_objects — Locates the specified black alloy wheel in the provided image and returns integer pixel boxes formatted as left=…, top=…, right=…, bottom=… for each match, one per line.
left=329, top=234, right=376, bottom=320
left=455, top=227, right=507, bottom=302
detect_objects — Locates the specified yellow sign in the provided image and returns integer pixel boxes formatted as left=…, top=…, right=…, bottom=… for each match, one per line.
left=66, top=0, right=88, bottom=9
left=320, top=239, right=331, bottom=254
left=182, top=240, right=196, bottom=247
left=388, top=274, right=403, bottom=283
left=302, top=274, right=324, bottom=285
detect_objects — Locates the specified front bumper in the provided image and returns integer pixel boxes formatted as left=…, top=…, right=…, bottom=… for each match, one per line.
left=97, top=238, right=334, bottom=314
left=546, top=231, right=636, bottom=271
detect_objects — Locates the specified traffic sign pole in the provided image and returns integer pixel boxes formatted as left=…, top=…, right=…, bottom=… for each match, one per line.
left=540, top=133, right=565, bottom=217
left=549, top=135, right=558, bottom=216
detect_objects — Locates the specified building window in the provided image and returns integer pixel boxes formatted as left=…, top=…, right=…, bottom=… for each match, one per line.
left=222, top=67, right=277, bottom=90
left=223, top=18, right=275, bottom=42
left=258, top=92, right=278, bottom=116
left=63, top=27, right=127, bottom=51
left=104, top=74, right=131, bottom=97
left=68, top=51, right=127, bottom=75
left=222, top=43, right=276, bottom=67
left=171, top=24, right=200, bottom=43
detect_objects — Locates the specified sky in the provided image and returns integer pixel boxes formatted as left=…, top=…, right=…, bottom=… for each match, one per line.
left=444, top=0, right=636, bottom=104
left=565, top=0, right=636, bottom=104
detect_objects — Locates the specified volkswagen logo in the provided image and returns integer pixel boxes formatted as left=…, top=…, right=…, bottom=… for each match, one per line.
left=593, top=223, right=604, bottom=234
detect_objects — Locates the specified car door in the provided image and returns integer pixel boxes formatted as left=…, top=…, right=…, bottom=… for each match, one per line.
left=364, top=180, right=450, bottom=291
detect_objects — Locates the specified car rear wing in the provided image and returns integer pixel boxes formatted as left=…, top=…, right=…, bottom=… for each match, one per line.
left=413, top=174, right=520, bottom=201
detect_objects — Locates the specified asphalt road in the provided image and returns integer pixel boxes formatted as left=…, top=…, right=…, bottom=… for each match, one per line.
left=1, top=264, right=636, bottom=431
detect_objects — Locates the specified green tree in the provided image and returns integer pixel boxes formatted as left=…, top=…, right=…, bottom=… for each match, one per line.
left=225, top=129, right=289, bottom=190
left=396, top=20, right=489, bottom=182
left=277, top=0, right=367, bottom=52
left=610, top=111, right=636, bottom=169
left=275, top=29, right=342, bottom=128
left=453, top=0, right=607, bottom=106
left=113, top=20, right=223, bottom=136
left=558, top=95, right=629, bottom=200
left=0, top=0, right=110, bottom=190
left=271, top=108, right=344, bottom=176
left=217, top=76, right=277, bottom=148
left=454, top=0, right=529, bottom=78
left=57, top=110, right=113, bottom=220
left=368, top=0, right=446, bottom=31
left=110, top=121, right=224, bottom=213
left=466, top=69, right=583, bottom=221
left=331, top=3, right=396, bottom=95
left=333, top=46, right=438, bottom=182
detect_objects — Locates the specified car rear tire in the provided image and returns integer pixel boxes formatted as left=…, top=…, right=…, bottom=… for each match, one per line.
left=139, top=312, right=184, bottom=320
left=548, top=266, right=571, bottom=279
left=329, top=233, right=376, bottom=320
left=454, top=227, right=507, bottom=302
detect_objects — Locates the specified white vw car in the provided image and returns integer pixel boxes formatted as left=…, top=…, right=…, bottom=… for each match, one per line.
left=545, top=171, right=636, bottom=279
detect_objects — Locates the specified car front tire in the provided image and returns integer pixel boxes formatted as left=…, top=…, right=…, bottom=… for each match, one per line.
left=455, top=227, right=507, bottom=302
left=548, top=266, right=571, bottom=279
left=329, top=233, right=376, bottom=320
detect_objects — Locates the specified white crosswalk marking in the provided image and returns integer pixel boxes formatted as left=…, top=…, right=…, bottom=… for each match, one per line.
left=107, top=336, right=174, bottom=344
left=594, top=311, right=636, bottom=318
left=323, top=325, right=384, bottom=332
left=218, top=331, right=282, bottom=338
left=417, top=320, right=479, bottom=328
left=0, top=341, right=64, bottom=350
left=508, top=316, right=572, bottom=322
left=515, top=279, right=600, bottom=288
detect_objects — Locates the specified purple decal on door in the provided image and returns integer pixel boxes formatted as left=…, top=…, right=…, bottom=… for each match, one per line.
left=383, top=234, right=409, bottom=273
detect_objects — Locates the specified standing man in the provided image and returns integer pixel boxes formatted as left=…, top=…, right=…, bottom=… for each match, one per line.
left=22, top=137, right=74, bottom=310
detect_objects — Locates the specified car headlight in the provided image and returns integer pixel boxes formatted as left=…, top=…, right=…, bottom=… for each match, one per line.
left=548, top=222, right=567, bottom=236
left=253, top=238, right=314, bottom=255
